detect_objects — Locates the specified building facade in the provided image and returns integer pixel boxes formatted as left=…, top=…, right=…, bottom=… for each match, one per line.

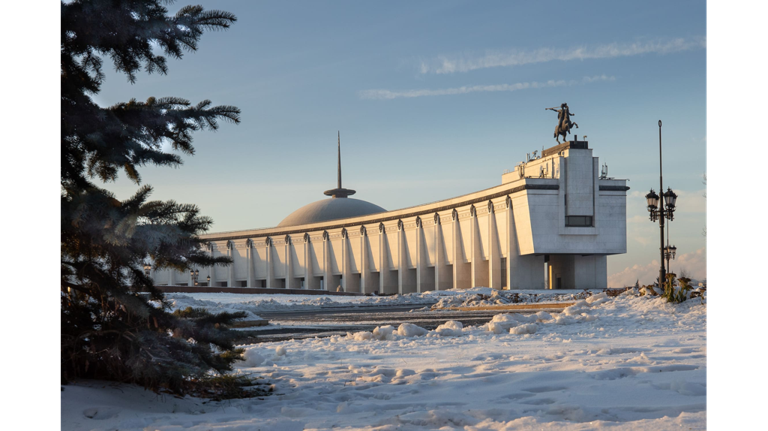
left=151, top=140, right=628, bottom=291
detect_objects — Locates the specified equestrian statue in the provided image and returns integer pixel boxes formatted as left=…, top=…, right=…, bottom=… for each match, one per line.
left=546, top=103, right=579, bottom=144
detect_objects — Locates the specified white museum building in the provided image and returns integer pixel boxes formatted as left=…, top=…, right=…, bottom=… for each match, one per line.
left=151, top=139, right=628, bottom=292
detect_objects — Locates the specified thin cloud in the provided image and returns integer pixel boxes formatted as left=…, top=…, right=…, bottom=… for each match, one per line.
left=420, top=37, right=706, bottom=74
left=359, top=75, right=614, bottom=100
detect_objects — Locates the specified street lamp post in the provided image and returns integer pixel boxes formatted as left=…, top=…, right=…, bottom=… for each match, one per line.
left=662, top=187, right=678, bottom=281
left=663, top=222, right=677, bottom=276
left=645, top=120, right=678, bottom=291
left=207, top=275, right=211, bottom=287
left=664, top=244, right=677, bottom=277
left=190, top=269, right=200, bottom=286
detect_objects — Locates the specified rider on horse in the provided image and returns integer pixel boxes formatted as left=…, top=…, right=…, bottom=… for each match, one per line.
left=546, top=103, right=578, bottom=143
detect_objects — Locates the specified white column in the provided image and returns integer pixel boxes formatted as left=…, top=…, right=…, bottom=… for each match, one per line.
left=596, top=255, right=608, bottom=290
left=341, top=230, right=349, bottom=292
left=452, top=210, right=459, bottom=290
left=434, top=214, right=447, bottom=291
left=397, top=221, right=404, bottom=295
left=323, top=231, right=330, bottom=291
left=470, top=206, right=482, bottom=288
left=452, top=209, right=470, bottom=289
left=360, top=227, right=369, bottom=293
left=505, top=196, right=522, bottom=289
left=226, top=240, right=234, bottom=288
left=285, top=236, right=294, bottom=289
left=416, top=218, right=425, bottom=293
left=305, top=233, right=322, bottom=290
left=169, top=267, right=175, bottom=286
left=379, top=226, right=385, bottom=293
left=488, top=202, right=502, bottom=290
left=246, top=239, right=254, bottom=288
left=379, top=226, right=384, bottom=293
left=545, top=258, right=551, bottom=290
left=303, top=237, right=309, bottom=289
left=266, top=238, right=275, bottom=288
left=379, top=224, right=396, bottom=294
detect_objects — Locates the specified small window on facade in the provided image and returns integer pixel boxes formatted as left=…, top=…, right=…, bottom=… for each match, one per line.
left=565, top=216, right=593, bottom=227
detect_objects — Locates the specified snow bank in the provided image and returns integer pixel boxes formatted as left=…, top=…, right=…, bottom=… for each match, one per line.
left=431, top=288, right=599, bottom=309
left=372, top=325, right=396, bottom=341
left=484, top=314, right=518, bottom=333
left=164, top=288, right=605, bottom=319
left=396, top=323, right=428, bottom=337
left=483, top=311, right=554, bottom=334
left=346, top=331, right=373, bottom=341
left=563, top=299, right=590, bottom=316
left=586, top=291, right=610, bottom=305
left=555, top=314, right=578, bottom=325
left=433, top=320, right=464, bottom=337
left=345, top=324, right=429, bottom=341
left=63, top=292, right=707, bottom=431
left=510, top=323, right=538, bottom=334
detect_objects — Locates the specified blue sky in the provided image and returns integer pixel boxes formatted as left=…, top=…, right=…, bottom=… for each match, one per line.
left=97, top=0, right=707, bottom=286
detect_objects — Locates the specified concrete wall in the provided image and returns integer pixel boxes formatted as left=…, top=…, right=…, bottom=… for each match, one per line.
left=564, top=148, right=595, bottom=217
left=153, top=142, right=627, bottom=291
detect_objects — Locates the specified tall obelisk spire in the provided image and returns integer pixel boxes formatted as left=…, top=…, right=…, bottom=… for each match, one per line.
left=337, top=131, right=342, bottom=189
left=324, top=131, right=356, bottom=198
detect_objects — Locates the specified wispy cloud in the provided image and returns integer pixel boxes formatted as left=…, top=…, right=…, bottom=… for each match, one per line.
left=359, top=75, right=614, bottom=100
left=419, top=37, right=706, bottom=74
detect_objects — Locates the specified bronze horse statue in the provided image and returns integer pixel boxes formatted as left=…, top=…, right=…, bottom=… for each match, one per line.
left=546, top=103, right=578, bottom=144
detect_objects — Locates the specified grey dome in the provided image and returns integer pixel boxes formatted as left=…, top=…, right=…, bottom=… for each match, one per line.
left=278, top=198, right=386, bottom=227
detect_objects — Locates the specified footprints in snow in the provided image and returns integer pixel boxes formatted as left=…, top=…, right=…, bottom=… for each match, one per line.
left=591, top=364, right=699, bottom=380
left=596, top=347, right=650, bottom=355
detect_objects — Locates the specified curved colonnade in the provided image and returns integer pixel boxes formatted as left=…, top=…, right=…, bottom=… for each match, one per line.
left=152, top=143, right=628, bottom=291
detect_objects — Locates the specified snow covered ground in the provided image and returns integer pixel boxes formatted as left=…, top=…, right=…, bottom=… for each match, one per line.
left=164, top=288, right=594, bottom=320
left=62, top=291, right=706, bottom=430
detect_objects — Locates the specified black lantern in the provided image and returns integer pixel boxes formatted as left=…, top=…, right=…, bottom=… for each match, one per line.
left=645, top=189, right=660, bottom=221
left=663, top=188, right=677, bottom=210
left=663, top=188, right=677, bottom=221
left=645, top=189, right=659, bottom=210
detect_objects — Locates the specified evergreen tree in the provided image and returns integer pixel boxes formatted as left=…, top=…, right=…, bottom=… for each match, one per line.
left=61, top=0, right=253, bottom=396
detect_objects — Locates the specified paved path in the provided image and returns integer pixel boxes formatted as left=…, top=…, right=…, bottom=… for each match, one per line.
left=237, top=303, right=568, bottom=344
left=444, top=302, right=575, bottom=311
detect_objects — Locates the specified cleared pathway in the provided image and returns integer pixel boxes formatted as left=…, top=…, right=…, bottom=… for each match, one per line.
left=240, top=303, right=568, bottom=344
